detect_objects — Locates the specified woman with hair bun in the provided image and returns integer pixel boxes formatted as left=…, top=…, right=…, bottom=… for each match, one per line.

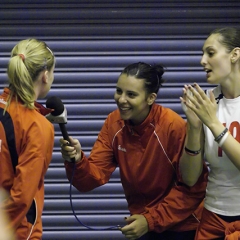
left=0, top=38, right=55, bottom=239
left=60, top=62, right=207, bottom=239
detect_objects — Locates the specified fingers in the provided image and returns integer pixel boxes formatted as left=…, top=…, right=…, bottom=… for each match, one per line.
left=61, top=147, right=77, bottom=162
left=120, top=215, right=147, bottom=240
left=189, top=83, right=209, bottom=101
left=180, top=85, right=194, bottom=112
left=59, top=137, right=78, bottom=162
left=120, top=226, right=137, bottom=240
left=120, top=217, right=135, bottom=239
left=209, top=90, right=216, bottom=104
left=59, top=138, right=69, bottom=145
left=59, top=136, right=75, bottom=146
left=184, top=83, right=211, bottom=109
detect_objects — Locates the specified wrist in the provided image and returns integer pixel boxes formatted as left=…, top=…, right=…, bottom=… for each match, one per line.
left=214, top=127, right=229, bottom=144
left=187, top=122, right=202, bottom=132
left=185, top=146, right=201, bottom=156
left=207, top=120, right=223, bottom=133
left=75, top=153, right=82, bottom=163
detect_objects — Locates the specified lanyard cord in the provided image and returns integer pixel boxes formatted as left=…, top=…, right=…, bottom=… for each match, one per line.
left=69, top=162, right=121, bottom=230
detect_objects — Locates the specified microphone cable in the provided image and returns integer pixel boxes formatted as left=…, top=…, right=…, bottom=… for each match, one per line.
left=69, top=162, right=121, bottom=230
left=45, top=96, right=121, bottom=230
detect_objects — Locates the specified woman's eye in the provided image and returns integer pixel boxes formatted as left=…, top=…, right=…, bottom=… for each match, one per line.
left=208, top=52, right=214, bottom=57
left=128, top=92, right=136, bottom=98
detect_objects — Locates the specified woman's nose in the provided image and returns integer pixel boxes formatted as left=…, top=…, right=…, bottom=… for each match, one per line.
left=119, top=94, right=127, bottom=103
left=200, top=55, right=206, bottom=67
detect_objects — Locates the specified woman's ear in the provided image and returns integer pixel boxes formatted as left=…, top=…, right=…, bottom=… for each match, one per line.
left=147, top=93, right=157, bottom=105
left=231, top=47, right=240, bottom=63
left=42, top=70, right=49, bottom=84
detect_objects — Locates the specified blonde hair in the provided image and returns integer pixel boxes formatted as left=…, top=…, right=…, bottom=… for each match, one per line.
left=7, top=39, right=55, bottom=109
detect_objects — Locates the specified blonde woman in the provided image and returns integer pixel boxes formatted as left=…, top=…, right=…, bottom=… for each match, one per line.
left=0, top=39, right=55, bottom=239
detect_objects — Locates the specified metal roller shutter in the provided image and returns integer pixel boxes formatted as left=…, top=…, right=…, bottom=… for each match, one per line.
left=0, top=1, right=239, bottom=239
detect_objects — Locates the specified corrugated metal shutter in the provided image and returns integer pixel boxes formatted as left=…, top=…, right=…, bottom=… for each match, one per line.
left=0, top=1, right=239, bottom=239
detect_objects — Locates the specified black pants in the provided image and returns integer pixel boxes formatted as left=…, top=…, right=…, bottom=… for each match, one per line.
left=138, top=230, right=196, bottom=240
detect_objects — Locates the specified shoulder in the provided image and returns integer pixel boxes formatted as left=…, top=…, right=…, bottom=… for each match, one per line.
left=152, top=105, right=186, bottom=138
left=154, top=104, right=185, bottom=125
left=11, top=103, right=54, bottom=134
left=100, top=109, right=125, bottom=137
left=105, top=109, right=123, bottom=127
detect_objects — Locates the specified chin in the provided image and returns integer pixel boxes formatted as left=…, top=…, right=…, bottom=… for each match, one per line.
left=120, top=114, right=130, bottom=121
left=38, top=93, right=48, bottom=99
left=120, top=116, right=128, bottom=121
left=206, top=78, right=218, bottom=85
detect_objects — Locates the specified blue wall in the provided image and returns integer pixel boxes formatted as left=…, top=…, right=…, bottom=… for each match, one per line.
left=0, top=1, right=239, bottom=239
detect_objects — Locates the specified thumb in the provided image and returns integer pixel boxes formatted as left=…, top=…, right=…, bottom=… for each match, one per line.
left=124, top=216, right=135, bottom=224
left=68, top=136, right=77, bottom=146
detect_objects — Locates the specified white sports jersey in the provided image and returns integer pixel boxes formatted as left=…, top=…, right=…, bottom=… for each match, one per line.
left=204, top=85, right=240, bottom=216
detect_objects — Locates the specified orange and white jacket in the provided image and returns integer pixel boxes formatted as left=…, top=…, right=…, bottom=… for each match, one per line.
left=65, top=103, right=208, bottom=233
left=0, top=88, right=54, bottom=240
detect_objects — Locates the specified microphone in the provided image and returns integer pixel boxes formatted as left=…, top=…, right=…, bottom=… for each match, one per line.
left=46, top=96, right=75, bottom=162
left=45, top=96, right=67, bottom=124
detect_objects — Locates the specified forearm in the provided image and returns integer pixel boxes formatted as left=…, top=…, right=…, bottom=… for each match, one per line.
left=180, top=124, right=204, bottom=186
left=65, top=153, right=117, bottom=192
left=221, top=136, right=240, bottom=170
left=4, top=198, right=31, bottom=230
left=143, top=169, right=207, bottom=233
left=3, top=160, right=43, bottom=229
left=3, top=184, right=38, bottom=230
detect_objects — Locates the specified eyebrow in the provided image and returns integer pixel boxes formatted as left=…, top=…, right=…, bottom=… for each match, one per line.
left=116, top=86, right=139, bottom=94
left=202, top=46, right=214, bottom=52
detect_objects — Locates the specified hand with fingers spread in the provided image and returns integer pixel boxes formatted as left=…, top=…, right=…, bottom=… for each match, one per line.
left=181, top=83, right=218, bottom=128
left=59, top=137, right=82, bottom=163
left=120, top=214, right=148, bottom=240
left=180, top=84, right=202, bottom=129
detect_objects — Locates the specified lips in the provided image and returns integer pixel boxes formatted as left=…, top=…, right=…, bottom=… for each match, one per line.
left=119, top=106, right=131, bottom=114
left=120, top=107, right=131, bottom=111
left=204, top=68, right=212, bottom=78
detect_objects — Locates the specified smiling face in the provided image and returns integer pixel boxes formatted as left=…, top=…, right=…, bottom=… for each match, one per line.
left=114, top=73, right=155, bottom=125
left=200, top=33, right=233, bottom=84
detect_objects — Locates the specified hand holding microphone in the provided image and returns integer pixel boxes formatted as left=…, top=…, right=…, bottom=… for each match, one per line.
left=45, top=96, right=79, bottom=162
left=59, top=137, right=82, bottom=163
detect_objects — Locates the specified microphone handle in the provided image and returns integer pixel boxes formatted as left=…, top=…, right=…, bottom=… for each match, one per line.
left=59, top=123, right=75, bottom=162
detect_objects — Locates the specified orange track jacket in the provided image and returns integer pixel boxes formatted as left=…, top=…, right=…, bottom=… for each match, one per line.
left=65, top=103, right=208, bottom=233
left=0, top=88, right=54, bottom=239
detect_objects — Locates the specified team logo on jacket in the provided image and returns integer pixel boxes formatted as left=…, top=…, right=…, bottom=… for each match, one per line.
left=118, top=145, right=126, bottom=152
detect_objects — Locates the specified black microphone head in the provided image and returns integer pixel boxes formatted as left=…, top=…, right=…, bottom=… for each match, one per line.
left=46, top=96, right=64, bottom=116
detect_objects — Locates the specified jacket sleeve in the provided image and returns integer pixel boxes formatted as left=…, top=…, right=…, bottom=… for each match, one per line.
left=143, top=166, right=208, bottom=232
left=65, top=116, right=117, bottom=192
left=2, top=121, right=53, bottom=230
left=143, top=116, right=208, bottom=233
